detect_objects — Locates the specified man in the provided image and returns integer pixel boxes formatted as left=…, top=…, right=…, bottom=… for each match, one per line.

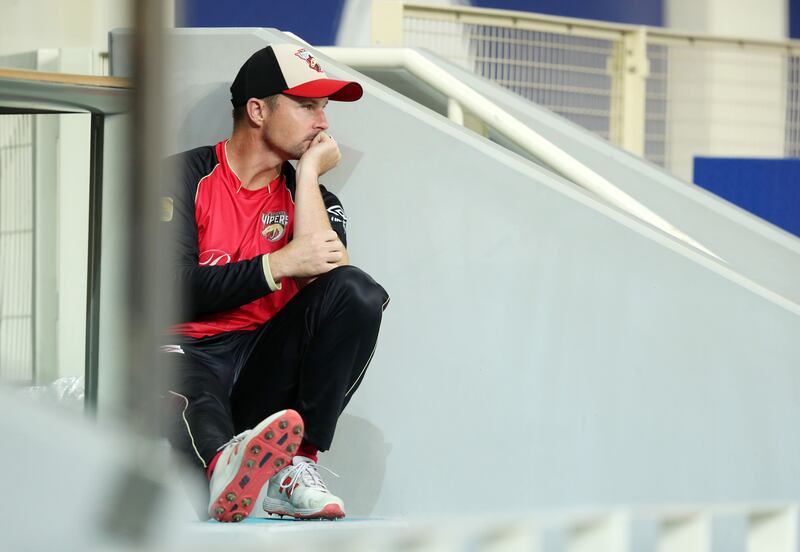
left=161, top=44, right=389, bottom=522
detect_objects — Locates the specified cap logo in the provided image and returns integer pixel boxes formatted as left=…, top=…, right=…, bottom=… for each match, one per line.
left=294, top=48, right=323, bottom=73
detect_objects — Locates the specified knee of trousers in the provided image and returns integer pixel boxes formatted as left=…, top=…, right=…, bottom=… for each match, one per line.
left=325, top=265, right=389, bottom=321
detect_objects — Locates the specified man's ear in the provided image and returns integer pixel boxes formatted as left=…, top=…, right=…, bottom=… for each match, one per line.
left=246, top=98, right=266, bottom=126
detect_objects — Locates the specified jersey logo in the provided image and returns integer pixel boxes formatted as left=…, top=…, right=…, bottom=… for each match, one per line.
left=327, top=205, right=347, bottom=229
left=262, top=211, right=289, bottom=241
left=294, top=48, right=324, bottom=73
left=199, top=249, right=231, bottom=266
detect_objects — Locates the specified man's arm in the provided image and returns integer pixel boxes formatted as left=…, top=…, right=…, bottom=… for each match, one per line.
left=269, top=132, right=349, bottom=283
left=163, top=148, right=274, bottom=319
left=319, top=185, right=348, bottom=248
left=294, top=138, right=338, bottom=232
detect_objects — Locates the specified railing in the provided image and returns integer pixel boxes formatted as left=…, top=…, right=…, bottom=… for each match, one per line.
left=372, top=1, right=800, bottom=181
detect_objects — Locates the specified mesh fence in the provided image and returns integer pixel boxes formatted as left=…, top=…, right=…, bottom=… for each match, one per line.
left=0, top=115, right=34, bottom=384
left=398, top=8, right=800, bottom=180
left=788, top=55, right=800, bottom=157
left=647, top=41, right=794, bottom=179
left=645, top=43, right=669, bottom=167
left=405, top=16, right=618, bottom=141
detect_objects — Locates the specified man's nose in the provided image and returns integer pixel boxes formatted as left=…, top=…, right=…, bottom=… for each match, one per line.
left=315, top=110, right=329, bottom=130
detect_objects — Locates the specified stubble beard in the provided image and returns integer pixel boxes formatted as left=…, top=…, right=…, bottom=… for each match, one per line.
left=293, top=140, right=312, bottom=159
left=263, top=134, right=306, bottom=162
left=290, top=135, right=317, bottom=160
left=264, top=126, right=318, bottom=161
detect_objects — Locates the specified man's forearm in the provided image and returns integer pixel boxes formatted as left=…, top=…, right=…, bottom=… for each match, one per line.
left=293, top=165, right=349, bottom=267
left=294, top=165, right=333, bottom=237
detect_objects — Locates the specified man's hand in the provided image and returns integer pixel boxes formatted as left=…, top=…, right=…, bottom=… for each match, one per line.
left=297, top=132, right=341, bottom=178
left=269, top=230, right=346, bottom=280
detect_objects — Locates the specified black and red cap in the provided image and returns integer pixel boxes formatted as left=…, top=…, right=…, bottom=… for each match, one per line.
left=230, top=44, right=363, bottom=107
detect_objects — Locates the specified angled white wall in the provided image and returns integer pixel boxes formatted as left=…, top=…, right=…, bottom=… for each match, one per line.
left=362, top=50, right=800, bottom=308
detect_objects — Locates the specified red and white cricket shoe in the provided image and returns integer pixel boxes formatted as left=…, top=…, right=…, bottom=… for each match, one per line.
left=262, top=456, right=345, bottom=520
left=208, top=409, right=304, bottom=522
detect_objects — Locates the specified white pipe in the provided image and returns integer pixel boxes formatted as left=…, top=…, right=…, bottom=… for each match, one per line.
left=318, top=47, right=721, bottom=261
left=447, top=97, right=464, bottom=125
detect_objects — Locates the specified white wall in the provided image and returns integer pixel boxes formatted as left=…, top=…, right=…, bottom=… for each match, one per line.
left=666, top=0, right=788, bottom=39
left=0, top=0, right=134, bottom=57
left=55, top=113, right=91, bottom=381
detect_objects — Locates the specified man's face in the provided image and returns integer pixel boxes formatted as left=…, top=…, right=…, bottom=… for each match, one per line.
left=262, top=94, right=329, bottom=160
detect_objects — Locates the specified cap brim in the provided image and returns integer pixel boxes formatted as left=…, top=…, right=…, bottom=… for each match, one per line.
left=284, top=79, right=363, bottom=102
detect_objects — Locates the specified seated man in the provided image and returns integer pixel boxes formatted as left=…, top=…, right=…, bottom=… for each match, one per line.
left=161, top=44, right=389, bottom=522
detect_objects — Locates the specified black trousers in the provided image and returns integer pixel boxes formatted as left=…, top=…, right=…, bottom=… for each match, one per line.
left=164, top=265, right=389, bottom=470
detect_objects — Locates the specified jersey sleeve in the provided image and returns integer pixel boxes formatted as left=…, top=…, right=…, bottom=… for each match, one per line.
left=162, top=148, right=272, bottom=320
left=319, top=185, right=348, bottom=247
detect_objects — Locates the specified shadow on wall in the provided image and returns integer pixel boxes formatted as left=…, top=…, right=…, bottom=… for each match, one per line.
left=323, top=414, right=391, bottom=517
left=175, top=82, right=232, bottom=153
left=321, top=143, right=364, bottom=196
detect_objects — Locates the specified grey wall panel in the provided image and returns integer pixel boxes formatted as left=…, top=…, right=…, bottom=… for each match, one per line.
left=111, top=29, right=800, bottom=518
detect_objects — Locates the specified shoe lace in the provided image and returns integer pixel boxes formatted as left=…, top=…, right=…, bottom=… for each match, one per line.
left=280, top=461, right=339, bottom=493
left=216, top=430, right=249, bottom=452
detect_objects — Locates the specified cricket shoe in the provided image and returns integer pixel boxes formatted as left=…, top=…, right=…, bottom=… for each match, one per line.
left=262, top=456, right=345, bottom=519
left=208, top=409, right=304, bottom=522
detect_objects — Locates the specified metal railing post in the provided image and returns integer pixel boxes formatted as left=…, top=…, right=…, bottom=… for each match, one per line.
left=447, top=97, right=464, bottom=125
left=609, top=26, right=649, bottom=156
left=84, top=113, right=104, bottom=411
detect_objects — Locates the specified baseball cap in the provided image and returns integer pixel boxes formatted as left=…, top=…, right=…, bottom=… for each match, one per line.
left=230, top=44, right=363, bottom=107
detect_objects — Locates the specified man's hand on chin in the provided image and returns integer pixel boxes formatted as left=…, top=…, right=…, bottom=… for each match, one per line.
left=297, top=132, right=341, bottom=178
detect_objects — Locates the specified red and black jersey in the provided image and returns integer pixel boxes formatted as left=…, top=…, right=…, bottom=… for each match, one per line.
left=163, top=140, right=348, bottom=338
